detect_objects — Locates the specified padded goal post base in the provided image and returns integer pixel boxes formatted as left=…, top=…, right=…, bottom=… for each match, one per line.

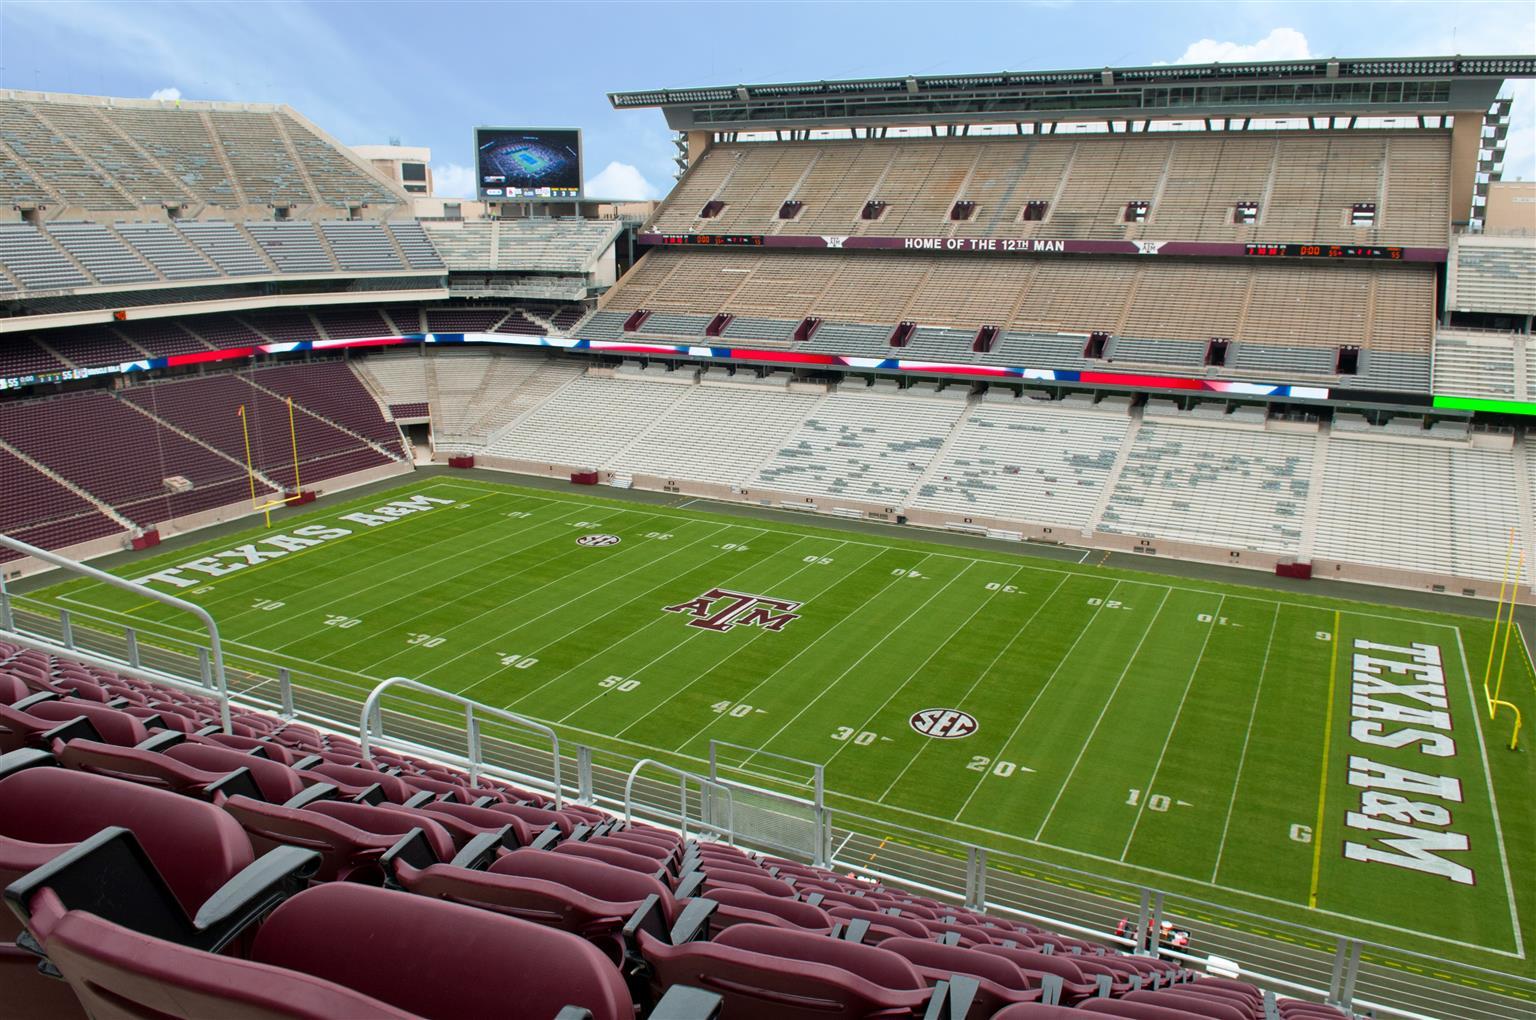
left=571, top=471, right=599, bottom=485
left=1275, top=561, right=1313, bottom=579
left=448, top=456, right=475, bottom=469
left=130, top=530, right=161, bottom=551
left=285, top=491, right=317, bottom=507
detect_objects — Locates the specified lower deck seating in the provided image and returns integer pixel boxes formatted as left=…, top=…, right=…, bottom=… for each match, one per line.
left=1100, top=419, right=1314, bottom=555
left=910, top=398, right=1130, bottom=529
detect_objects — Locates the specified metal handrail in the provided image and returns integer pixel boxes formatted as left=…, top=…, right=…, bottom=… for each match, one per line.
left=359, top=676, right=562, bottom=807
left=0, top=534, right=232, bottom=732
left=623, top=758, right=734, bottom=845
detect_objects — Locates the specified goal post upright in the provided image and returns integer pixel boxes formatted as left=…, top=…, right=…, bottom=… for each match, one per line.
left=236, top=398, right=305, bottom=529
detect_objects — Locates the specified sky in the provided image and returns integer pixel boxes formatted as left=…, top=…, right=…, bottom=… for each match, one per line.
left=0, top=1, right=1531, bottom=200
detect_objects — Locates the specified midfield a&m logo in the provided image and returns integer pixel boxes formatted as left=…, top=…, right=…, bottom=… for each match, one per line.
left=662, top=589, right=802, bottom=633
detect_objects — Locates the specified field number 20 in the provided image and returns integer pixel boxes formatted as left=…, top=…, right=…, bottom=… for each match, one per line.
left=968, top=756, right=1020, bottom=777
left=1087, top=598, right=1128, bottom=610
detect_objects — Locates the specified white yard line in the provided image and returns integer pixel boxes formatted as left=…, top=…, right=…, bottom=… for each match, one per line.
left=949, top=579, right=1131, bottom=822
left=520, top=535, right=830, bottom=717
left=603, top=540, right=871, bottom=736
left=1210, top=603, right=1282, bottom=884
left=820, top=564, right=1028, bottom=773
left=1450, top=625, right=1526, bottom=958
left=1119, top=594, right=1226, bottom=860
left=437, top=523, right=754, bottom=698
left=1031, top=586, right=1174, bottom=842
left=876, top=573, right=1073, bottom=801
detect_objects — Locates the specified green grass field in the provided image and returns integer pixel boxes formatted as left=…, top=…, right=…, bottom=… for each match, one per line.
left=23, top=476, right=1534, bottom=975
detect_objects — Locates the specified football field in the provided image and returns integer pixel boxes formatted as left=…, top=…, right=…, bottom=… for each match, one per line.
left=24, top=477, right=1534, bottom=972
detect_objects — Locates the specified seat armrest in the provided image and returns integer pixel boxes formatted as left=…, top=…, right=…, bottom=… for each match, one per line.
left=1039, top=973, right=1063, bottom=1006
left=204, top=767, right=263, bottom=802
left=650, top=985, right=723, bottom=1019
left=291, top=753, right=322, bottom=770
left=620, top=893, right=669, bottom=946
left=352, top=782, right=387, bottom=805
left=672, top=869, right=705, bottom=901
left=194, top=724, right=222, bottom=737
left=1093, top=973, right=1112, bottom=997
left=446, top=828, right=508, bottom=870
left=528, top=825, right=562, bottom=852
left=402, top=790, right=437, bottom=808
left=0, top=747, right=56, bottom=780
left=470, top=794, right=497, bottom=808
left=12, top=691, right=60, bottom=710
left=40, top=716, right=101, bottom=747
left=666, top=897, right=716, bottom=945
left=191, top=846, right=322, bottom=951
left=841, top=917, right=871, bottom=943
left=135, top=730, right=185, bottom=752
left=378, top=828, right=438, bottom=875
left=282, top=783, right=338, bottom=809
left=552, top=1008, right=593, bottom=1020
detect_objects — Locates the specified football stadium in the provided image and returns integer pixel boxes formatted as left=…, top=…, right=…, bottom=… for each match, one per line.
left=0, top=26, right=1533, bottom=1020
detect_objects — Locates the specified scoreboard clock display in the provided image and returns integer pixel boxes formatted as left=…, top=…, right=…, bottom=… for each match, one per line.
left=659, top=234, right=765, bottom=246
left=1245, top=243, right=1404, bottom=260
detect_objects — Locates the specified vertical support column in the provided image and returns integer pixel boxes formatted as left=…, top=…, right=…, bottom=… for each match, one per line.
left=1326, top=936, right=1349, bottom=1005
left=1338, top=940, right=1362, bottom=1011
left=197, top=646, right=212, bottom=689
left=965, top=846, right=988, bottom=912
left=125, top=628, right=140, bottom=669
left=1147, top=891, right=1166, bottom=956
left=0, top=572, right=12, bottom=632
left=278, top=667, right=294, bottom=719
left=1133, top=889, right=1152, bottom=953
left=465, top=706, right=481, bottom=786
left=59, top=609, right=74, bottom=649
left=576, top=745, right=594, bottom=804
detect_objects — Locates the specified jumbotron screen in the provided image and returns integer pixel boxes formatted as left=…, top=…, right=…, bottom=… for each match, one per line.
left=475, top=127, right=582, bottom=199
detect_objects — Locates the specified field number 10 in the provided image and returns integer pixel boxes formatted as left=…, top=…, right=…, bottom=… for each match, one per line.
left=1126, top=788, right=1171, bottom=812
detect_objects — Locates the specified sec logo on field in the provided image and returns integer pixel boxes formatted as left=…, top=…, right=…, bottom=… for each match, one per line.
left=909, top=708, right=978, bottom=739
left=576, top=534, right=622, bottom=547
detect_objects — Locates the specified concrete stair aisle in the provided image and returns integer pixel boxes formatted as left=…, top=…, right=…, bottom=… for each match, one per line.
left=905, top=393, right=982, bottom=505
left=113, top=394, right=285, bottom=494
left=1296, top=422, right=1331, bottom=563
left=1084, top=405, right=1144, bottom=538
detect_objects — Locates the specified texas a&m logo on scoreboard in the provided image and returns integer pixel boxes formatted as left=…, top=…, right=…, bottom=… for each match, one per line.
left=663, top=589, right=802, bottom=633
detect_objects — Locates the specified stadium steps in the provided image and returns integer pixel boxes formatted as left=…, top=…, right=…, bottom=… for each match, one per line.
left=850, top=150, right=900, bottom=237
left=0, top=437, right=135, bottom=529
left=1296, top=423, right=1332, bottom=563
left=112, top=392, right=286, bottom=493
left=195, top=111, right=250, bottom=207
left=1084, top=403, right=1144, bottom=538
left=242, top=376, right=405, bottom=463
left=1515, top=438, right=1536, bottom=588
left=904, top=394, right=983, bottom=505
left=25, top=105, right=143, bottom=209
left=1513, top=334, right=1531, bottom=400
left=268, top=113, right=326, bottom=207
left=29, top=231, right=97, bottom=297
left=939, top=147, right=986, bottom=239
left=768, top=149, right=824, bottom=236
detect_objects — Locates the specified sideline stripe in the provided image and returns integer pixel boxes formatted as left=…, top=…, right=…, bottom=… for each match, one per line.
left=1309, top=609, right=1341, bottom=909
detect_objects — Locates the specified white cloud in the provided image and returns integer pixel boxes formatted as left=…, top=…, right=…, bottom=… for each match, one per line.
left=149, top=86, right=181, bottom=102
left=585, top=161, right=659, bottom=201
left=1175, top=28, right=1311, bottom=65
left=432, top=162, right=475, bottom=199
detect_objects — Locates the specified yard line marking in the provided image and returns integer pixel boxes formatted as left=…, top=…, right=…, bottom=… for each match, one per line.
left=820, top=563, right=1028, bottom=772
left=877, top=572, right=1072, bottom=801
left=1210, top=602, right=1282, bottom=884
left=313, top=504, right=679, bottom=664
left=657, top=551, right=932, bottom=757
left=1307, top=609, right=1340, bottom=910
left=437, top=523, right=759, bottom=697
left=710, top=553, right=957, bottom=765
left=949, top=578, right=1133, bottom=823
left=1120, top=594, right=1226, bottom=861
left=1450, top=624, right=1525, bottom=958
left=602, top=541, right=877, bottom=736
left=261, top=503, right=606, bottom=648
left=517, top=534, right=834, bottom=716
left=1032, top=585, right=1174, bottom=842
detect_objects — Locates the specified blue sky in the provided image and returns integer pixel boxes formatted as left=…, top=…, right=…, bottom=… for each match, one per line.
left=1, top=1, right=1531, bottom=198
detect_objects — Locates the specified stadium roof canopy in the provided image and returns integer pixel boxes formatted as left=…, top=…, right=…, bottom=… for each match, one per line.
left=610, top=55, right=1536, bottom=131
